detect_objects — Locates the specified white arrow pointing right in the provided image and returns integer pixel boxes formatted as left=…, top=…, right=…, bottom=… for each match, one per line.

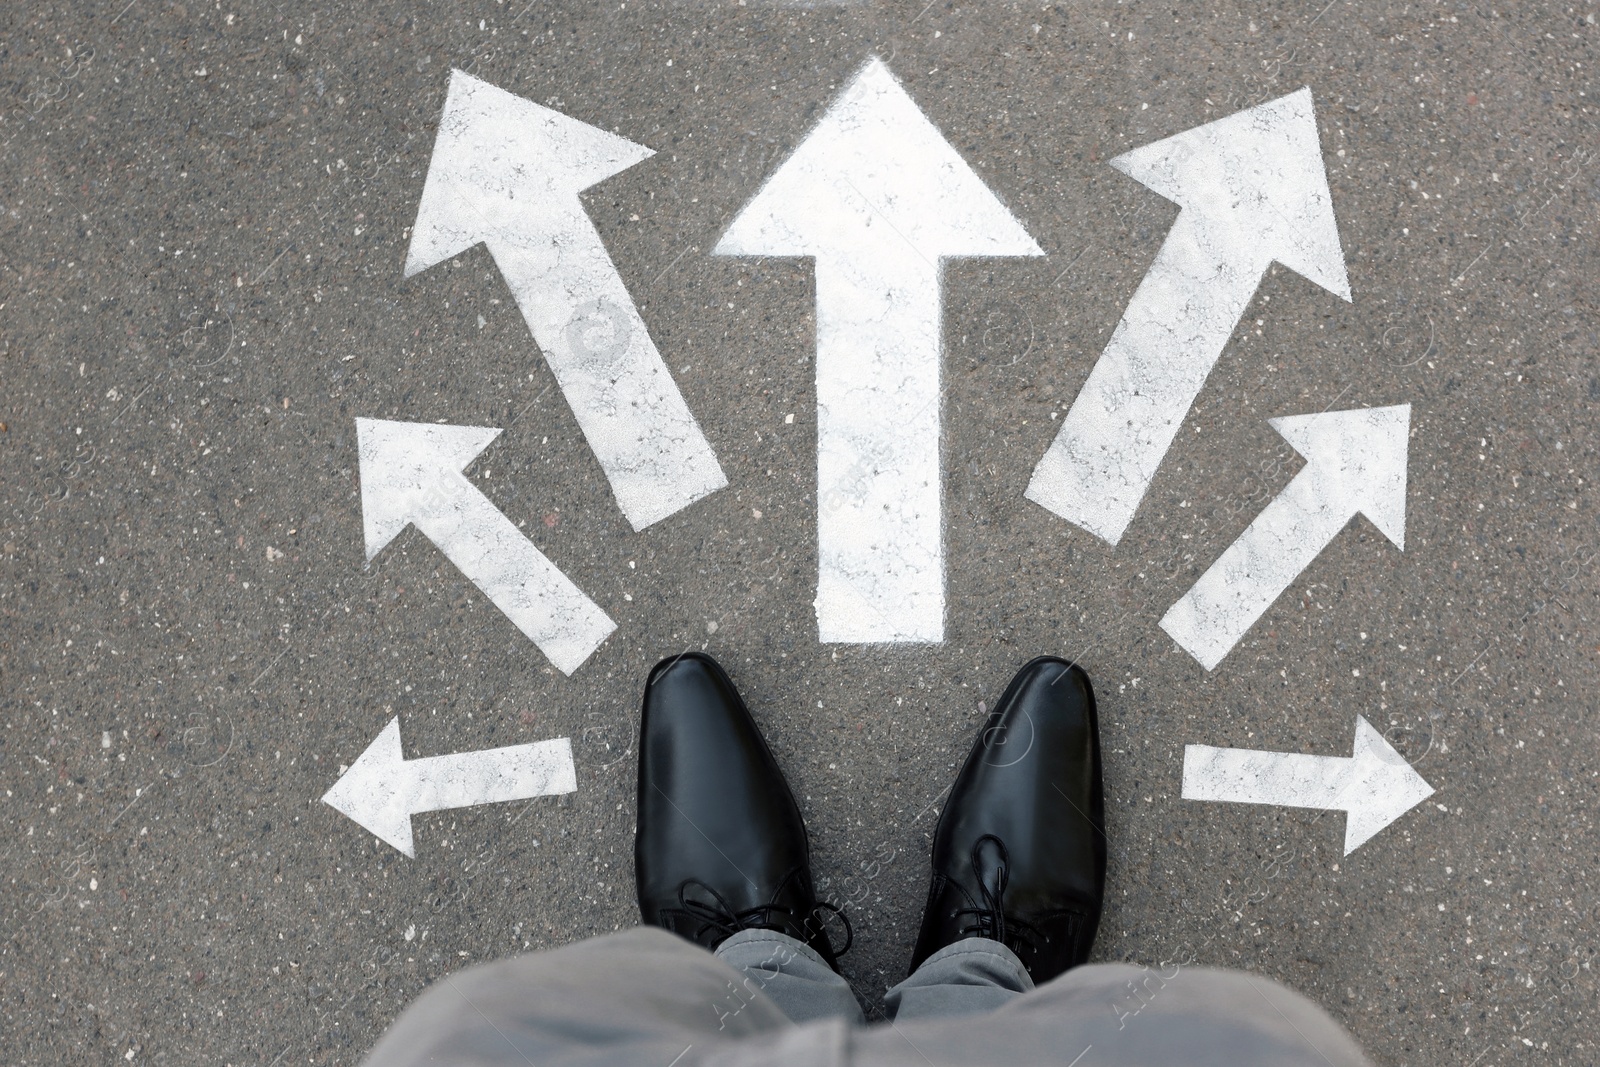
left=1160, top=404, right=1409, bottom=671
left=1182, top=715, right=1435, bottom=854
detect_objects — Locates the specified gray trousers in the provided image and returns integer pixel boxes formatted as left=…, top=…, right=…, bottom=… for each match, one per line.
left=362, top=926, right=1372, bottom=1066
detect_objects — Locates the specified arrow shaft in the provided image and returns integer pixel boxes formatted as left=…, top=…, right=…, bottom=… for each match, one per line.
left=404, top=737, right=577, bottom=817
left=1182, top=743, right=1352, bottom=811
left=488, top=217, right=726, bottom=530
left=813, top=256, right=944, bottom=643
left=412, top=470, right=615, bottom=675
left=1028, top=214, right=1268, bottom=544
left=1159, top=464, right=1347, bottom=670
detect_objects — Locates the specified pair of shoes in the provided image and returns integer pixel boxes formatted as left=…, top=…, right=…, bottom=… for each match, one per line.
left=635, top=653, right=1105, bottom=983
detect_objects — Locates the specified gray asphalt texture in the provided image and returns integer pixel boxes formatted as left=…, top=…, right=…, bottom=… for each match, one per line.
left=3, top=1, right=1597, bottom=1064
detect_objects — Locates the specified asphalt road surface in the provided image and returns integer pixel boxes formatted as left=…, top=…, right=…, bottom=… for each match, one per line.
left=3, top=1, right=1598, bottom=1064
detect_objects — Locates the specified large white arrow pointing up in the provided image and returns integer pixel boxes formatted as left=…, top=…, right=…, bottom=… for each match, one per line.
left=1028, top=88, right=1351, bottom=545
left=407, top=69, right=726, bottom=531
left=357, top=417, right=616, bottom=675
left=716, top=58, right=1042, bottom=643
left=323, top=717, right=578, bottom=857
left=1160, top=404, right=1409, bottom=670
left=1182, top=715, right=1434, bottom=854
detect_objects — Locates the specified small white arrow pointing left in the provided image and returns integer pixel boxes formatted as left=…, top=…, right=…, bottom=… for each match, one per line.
left=358, top=416, right=616, bottom=675
left=323, top=718, right=577, bottom=857
left=1182, top=715, right=1435, bottom=854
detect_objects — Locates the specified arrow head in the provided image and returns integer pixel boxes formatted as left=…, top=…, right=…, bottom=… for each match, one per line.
left=321, top=718, right=418, bottom=857
left=1340, top=715, right=1434, bottom=854
left=1110, top=88, right=1350, bottom=301
left=715, top=57, right=1042, bottom=262
left=357, top=417, right=503, bottom=560
left=1270, top=404, right=1409, bottom=547
left=405, top=69, right=656, bottom=277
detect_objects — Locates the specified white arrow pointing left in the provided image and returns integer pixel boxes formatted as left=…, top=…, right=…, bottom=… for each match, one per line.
left=408, top=69, right=725, bottom=531
left=1160, top=404, right=1409, bottom=670
left=1182, top=715, right=1435, bottom=854
left=716, top=57, right=1042, bottom=643
left=323, top=717, right=577, bottom=857
left=357, top=416, right=616, bottom=675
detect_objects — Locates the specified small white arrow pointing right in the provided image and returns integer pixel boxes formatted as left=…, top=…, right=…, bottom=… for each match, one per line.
left=1182, top=716, right=1435, bottom=854
left=1160, top=404, right=1409, bottom=671
left=323, top=718, right=577, bottom=857
left=1028, top=88, right=1351, bottom=545
left=408, top=70, right=726, bottom=531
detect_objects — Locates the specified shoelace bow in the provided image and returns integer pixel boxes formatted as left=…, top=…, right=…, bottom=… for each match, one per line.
left=675, top=878, right=853, bottom=957
left=952, top=834, right=1048, bottom=955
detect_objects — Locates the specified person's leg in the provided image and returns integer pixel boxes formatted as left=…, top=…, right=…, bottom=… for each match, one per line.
left=715, top=928, right=866, bottom=1025
left=858, top=962, right=1372, bottom=1067
left=883, top=936, right=1032, bottom=1020
left=360, top=926, right=834, bottom=1067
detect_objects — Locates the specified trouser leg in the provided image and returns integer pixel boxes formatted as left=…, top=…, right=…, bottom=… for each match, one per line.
left=883, top=937, right=1033, bottom=1021
left=855, top=962, right=1372, bottom=1067
left=714, top=929, right=866, bottom=1025
left=359, top=926, right=848, bottom=1067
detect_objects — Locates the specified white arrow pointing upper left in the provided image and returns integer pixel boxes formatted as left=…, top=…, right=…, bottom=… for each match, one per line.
left=323, top=717, right=578, bottom=857
left=357, top=416, right=616, bottom=675
left=408, top=70, right=726, bottom=531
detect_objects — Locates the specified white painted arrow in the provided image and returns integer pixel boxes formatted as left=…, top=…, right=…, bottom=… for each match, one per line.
left=716, top=58, right=1042, bottom=643
left=1028, top=88, right=1351, bottom=545
left=323, top=717, right=577, bottom=857
left=1160, top=404, right=1409, bottom=670
left=1182, top=715, right=1434, bottom=854
left=407, top=69, right=726, bottom=531
left=357, top=417, right=616, bottom=675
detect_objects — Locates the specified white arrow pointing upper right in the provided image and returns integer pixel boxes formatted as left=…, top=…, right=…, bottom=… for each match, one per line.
left=1160, top=404, right=1409, bottom=670
left=1028, top=88, right=1350, bottom=546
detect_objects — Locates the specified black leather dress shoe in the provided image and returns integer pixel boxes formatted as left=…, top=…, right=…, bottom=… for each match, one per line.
left=636, top=652, right=849, bottom=968
left=910, top=657, right=1105, bottom=983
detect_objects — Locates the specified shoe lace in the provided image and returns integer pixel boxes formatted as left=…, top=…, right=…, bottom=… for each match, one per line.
left=675, top=877, right=853, bottom=957
left=951, top=835, right=1046, bottom=956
